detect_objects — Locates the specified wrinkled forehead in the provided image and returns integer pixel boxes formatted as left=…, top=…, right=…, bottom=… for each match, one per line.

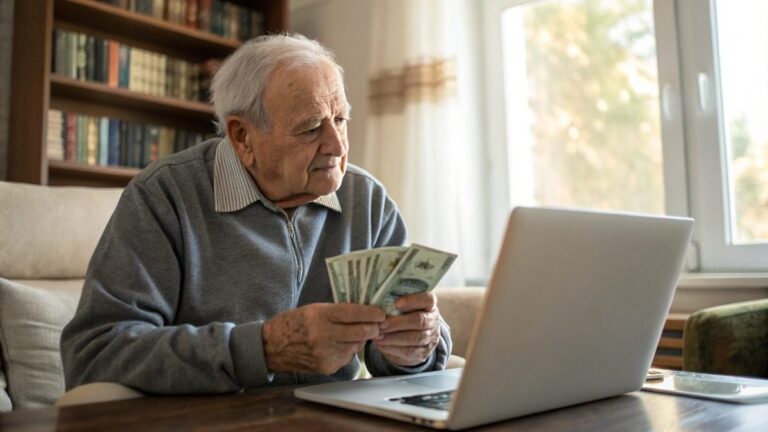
left=265, top=60, right=350, bottom=114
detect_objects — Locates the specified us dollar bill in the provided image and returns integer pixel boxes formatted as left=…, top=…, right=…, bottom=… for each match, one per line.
left=325, top=257, right=348, bottom=303
left=369, top=244, right=457, bottom=315
left=363, top=246, right=408, bottom=304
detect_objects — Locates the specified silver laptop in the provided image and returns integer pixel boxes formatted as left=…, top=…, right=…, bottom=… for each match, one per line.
left=295, top=207, right=694, bottom=430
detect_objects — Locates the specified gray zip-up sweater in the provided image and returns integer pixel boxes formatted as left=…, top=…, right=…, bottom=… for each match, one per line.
left=61, top=137, right=451, bottom=394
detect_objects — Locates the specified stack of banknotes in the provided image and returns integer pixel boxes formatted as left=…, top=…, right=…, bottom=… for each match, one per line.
left=325, top=244, right=457, bottom=315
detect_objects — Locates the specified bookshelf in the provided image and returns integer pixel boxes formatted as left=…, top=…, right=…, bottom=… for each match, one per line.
left=8, top=0, right=287, bottom=187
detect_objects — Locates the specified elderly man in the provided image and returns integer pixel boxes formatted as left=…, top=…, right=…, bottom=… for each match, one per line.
left=61, top=34, right=451, bottom=394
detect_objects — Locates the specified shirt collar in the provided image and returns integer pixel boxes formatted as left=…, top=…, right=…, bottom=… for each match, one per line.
left=213, top=137, right=342, bottom=214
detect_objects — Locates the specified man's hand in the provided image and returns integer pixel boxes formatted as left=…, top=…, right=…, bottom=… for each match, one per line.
left=373, top=292, right=441, bottom=367
left=263, top=303, right=385, bottom=375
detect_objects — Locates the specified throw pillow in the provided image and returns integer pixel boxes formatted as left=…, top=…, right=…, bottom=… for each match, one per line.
left=0, top=278, right=80, bottom=409
left=0, top=357, right=10, bottom=411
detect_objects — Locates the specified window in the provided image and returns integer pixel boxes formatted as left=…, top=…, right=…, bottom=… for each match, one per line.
left=500, top=0, right=664, bottom=214
left=482, top=0, right=768, bottom=272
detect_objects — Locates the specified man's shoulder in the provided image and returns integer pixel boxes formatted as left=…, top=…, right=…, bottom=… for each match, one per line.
left=132, top=137, right=219, bottom=187
left=343, top=164, right=386, bottom=191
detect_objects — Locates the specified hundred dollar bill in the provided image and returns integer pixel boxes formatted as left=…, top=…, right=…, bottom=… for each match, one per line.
left=370, top=244, right=457, bottom=315
left=363, top=246, right=408, bottom=304
left=327, top=249, right=373, bottom=303
left=347, top=257, right=361, bottom=304
left=325, top=257, right=348, bottom=303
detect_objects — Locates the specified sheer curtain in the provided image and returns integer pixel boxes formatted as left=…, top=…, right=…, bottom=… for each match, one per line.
left=363, top=0, right=480, bottom=285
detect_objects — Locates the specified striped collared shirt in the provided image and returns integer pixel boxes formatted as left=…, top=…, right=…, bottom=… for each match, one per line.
left=212, top=137, right=342, bottom=213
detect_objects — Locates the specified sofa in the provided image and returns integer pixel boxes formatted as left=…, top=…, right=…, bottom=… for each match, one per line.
left=683, top=298, right=768, bottom=378
left=0, top=180, right=484, bottom=411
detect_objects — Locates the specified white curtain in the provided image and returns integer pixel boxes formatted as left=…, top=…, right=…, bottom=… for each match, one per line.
left=363, top=0, right=480, bottom=285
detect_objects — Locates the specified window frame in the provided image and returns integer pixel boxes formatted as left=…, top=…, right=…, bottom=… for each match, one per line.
left=676, top=0, right=768, bottom=271
left=480, top=0, right=768, bottom=273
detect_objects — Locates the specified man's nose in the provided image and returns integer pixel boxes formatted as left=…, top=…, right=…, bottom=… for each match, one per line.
left=320, top=122, right=346, bottom=156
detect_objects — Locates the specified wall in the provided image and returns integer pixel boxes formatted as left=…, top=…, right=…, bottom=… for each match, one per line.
left=290, top=0, right=372, bottom=167
left=0, top=0, right=14, bottom=180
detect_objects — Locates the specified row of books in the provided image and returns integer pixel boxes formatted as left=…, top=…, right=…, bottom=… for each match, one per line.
left=47, top=110, right=214, bottom=169
left=52, top=30, right=221, bottom=102
left=98, top=0, right=265, bottom=41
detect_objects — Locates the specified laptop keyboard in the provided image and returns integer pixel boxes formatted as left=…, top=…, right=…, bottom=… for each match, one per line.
left=389, top=390, right=455, bottom=411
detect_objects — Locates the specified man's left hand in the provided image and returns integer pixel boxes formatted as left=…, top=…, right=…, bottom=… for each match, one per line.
left=373, top=292, right=441, bottom=366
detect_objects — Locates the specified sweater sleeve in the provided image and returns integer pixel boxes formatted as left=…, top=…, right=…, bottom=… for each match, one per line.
left=60, top=181, right=272, bottom=394
left=364, top=196, right=453, bottom=376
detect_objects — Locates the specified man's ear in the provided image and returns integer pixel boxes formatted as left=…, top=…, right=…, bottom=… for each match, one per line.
left=226, top=115, right=253, bottom=165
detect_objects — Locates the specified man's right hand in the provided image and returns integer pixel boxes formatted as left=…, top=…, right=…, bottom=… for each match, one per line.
left=262, top=303, right=386, bottom=375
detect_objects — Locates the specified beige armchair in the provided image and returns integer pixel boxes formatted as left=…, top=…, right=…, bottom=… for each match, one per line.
left=0, top=181, right=122, bottom=411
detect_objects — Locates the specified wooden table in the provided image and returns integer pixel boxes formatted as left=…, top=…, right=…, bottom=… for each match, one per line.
left=2, top=385, right=767, bottom=431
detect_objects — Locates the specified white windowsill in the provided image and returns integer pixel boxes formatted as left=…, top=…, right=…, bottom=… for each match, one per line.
left=678, top=273, right=768, bottom=289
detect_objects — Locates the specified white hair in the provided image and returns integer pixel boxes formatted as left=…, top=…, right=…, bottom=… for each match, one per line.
left=211, top=33, right=344, bottom=134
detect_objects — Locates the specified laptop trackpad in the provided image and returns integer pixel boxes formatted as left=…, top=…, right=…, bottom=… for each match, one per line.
left=395, top=374, right=459, bottom=389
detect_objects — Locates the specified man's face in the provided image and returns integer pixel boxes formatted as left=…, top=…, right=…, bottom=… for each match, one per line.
left=239, top=60, right=350, bottom=209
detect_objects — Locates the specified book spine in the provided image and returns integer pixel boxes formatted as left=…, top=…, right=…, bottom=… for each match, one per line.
left=198, top=0, right=211, bottom=32
left=53, top=30, right=67, bottom=75
left=77, top=114, right=87, bottom=164
left=238, top=6, right=250, bottom=41
left=211, top=0, right=222, bottom=36
left=124, top=122, right=134, bottom=167
left=186, top=0, right=198, bottom=29
left=178, top=61, right=188, bottom=100
left=189, top=63, right=199, bottom=102
left=177, top=0, right=187, bottom=26
left=99, top=38, right=109, bottom=83
left=76, top=33, right=87, bottom=81
left=119, top=121, right=129, bottom=166
left=144, top=51, right=154, bottom=95
left=65, top=32, right=77, bottom=78
left=99, top=116, right=110, bottom=165
left=139, top=50, right=149, bottom=94
left=65, top=113, right=76, bottom=162
left=108, top=40, right=120, bottom=87
left=108, top=118, right=120, bottom=166
left=152, top=0, right=164, bottom=19
left=86, top=35, right=96, bottom=81
left=158, top=126, right=173, bottom=158
left=87, top=116, right=98, bottom=165
left=228, top=3, right=238, bottom=40
left=221, top=2, right=229, bottom=38
left=142, top=124, right=156, bottom=166
left=46, top=109, right=64, bottom=160
left=129, top=48, right=140, bottom=91
left=119, top=44, right=130, bottom=88
left=158, top=54, right=167, bottom=98
left=133, top=123, right=145, bottom=168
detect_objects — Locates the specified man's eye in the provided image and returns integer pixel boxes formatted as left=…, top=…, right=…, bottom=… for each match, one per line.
left=335, top=117, right=349, bottom=126
left=304, top=126, right=321, bottom=135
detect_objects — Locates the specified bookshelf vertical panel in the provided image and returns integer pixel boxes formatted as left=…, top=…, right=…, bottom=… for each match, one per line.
left=7, top=0, right=54, bottom=184
left=262, top=0, right=288, bottom=34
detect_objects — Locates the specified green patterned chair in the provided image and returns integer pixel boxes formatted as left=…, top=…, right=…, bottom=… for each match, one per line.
left=683, top=298, right=768, bottom=379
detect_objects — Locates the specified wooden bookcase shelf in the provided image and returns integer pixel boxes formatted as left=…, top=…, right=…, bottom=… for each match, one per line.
left=49, top=160, right=139, bottom=187
left=55, top=0, right=240, bottom=61
left=50, top=75, right=215, bottom=126
left=8, top=0, right=287, bottom=187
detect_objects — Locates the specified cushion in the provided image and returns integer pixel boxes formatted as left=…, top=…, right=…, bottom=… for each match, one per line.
left=0, top=278, right=81, bottom=409
left=683, top=298, right=768, bottom=379
left=0, top=357, right=10, bottom=411
left=434, top=287, right=485, bottom=357
left=0, top=181, right=122, bottom=278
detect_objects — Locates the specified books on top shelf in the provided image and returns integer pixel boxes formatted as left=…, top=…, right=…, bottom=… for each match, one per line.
left=98, top=0, right=265, bottom=42
left=52, top=29, right=223, bottom=103
left=47, top=109, right=216, bottom=169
